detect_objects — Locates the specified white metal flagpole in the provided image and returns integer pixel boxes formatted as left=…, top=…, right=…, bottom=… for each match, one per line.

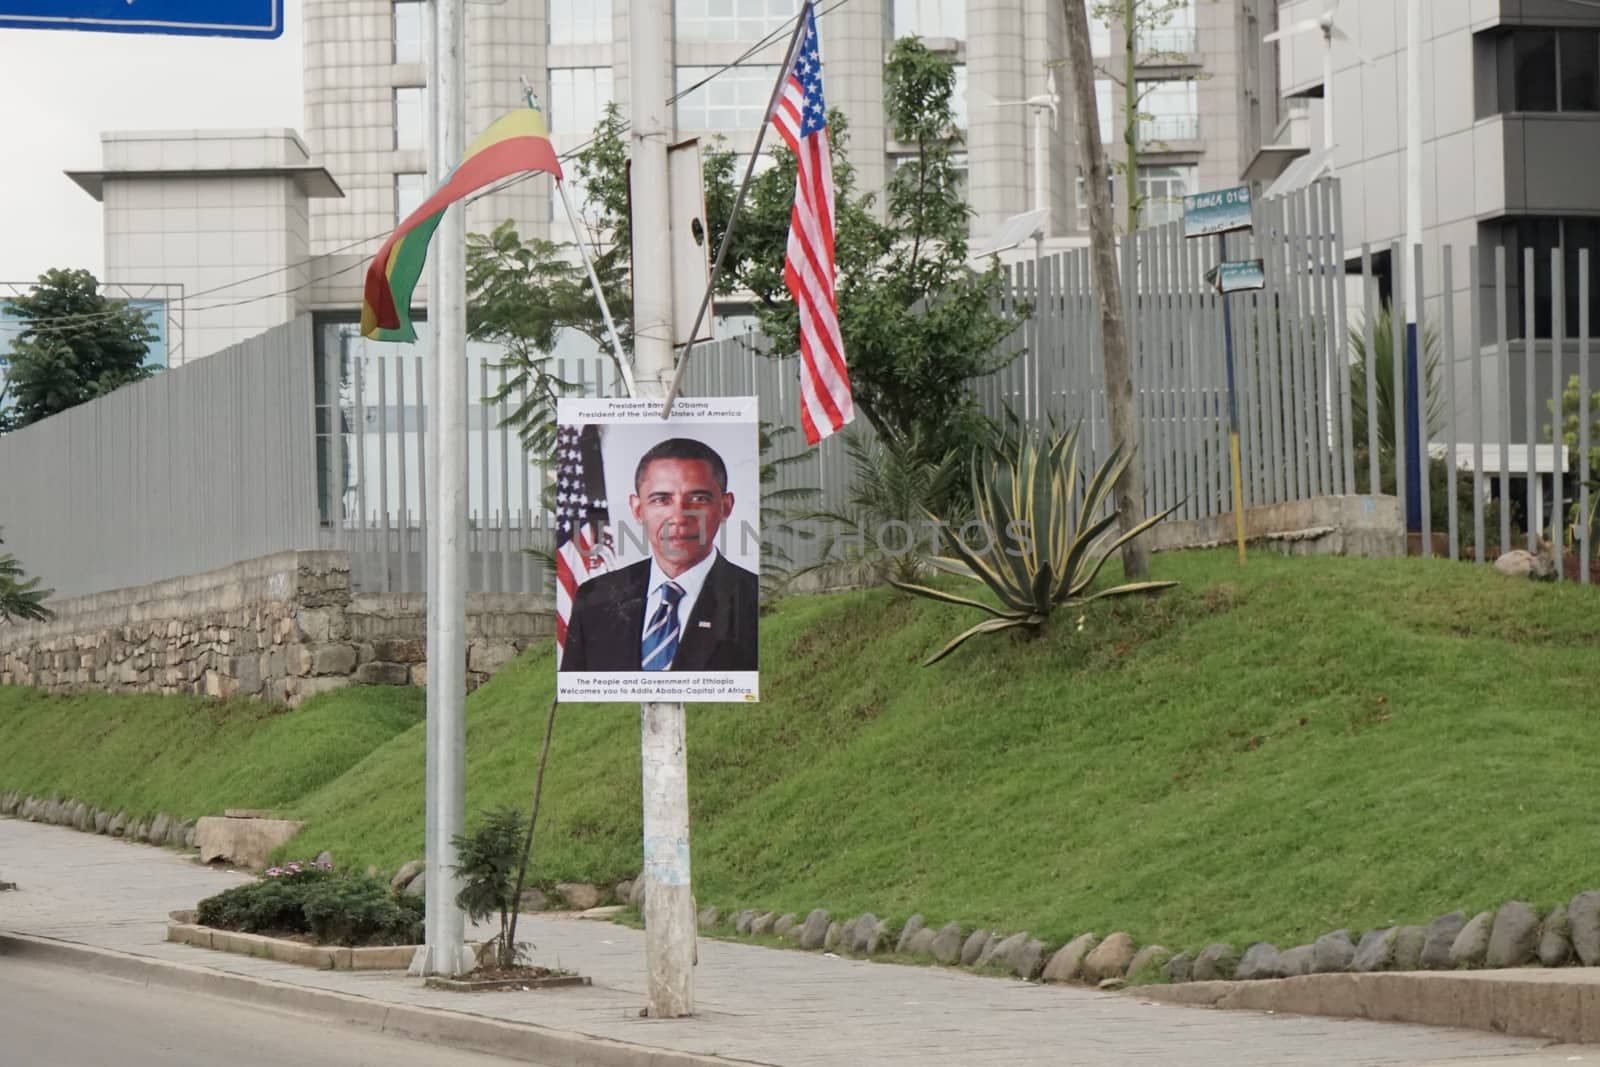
left=556, top=178, right=637, bottom=396
left=422, top=0, right=472, bottom=977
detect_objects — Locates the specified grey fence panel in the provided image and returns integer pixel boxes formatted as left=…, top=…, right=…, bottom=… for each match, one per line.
left=0, top=317, right=318, bottom=600
left=1415, top=243, right=1431, bottom=559
left=1442, top=247, right=1460, bottom=560
left=1551, top=248, right=1565, bottom=579
left=1582, top=250, right=1592, bottom=585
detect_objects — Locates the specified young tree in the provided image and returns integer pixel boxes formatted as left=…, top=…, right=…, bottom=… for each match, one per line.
left=1, top=269, right=158, bottom=431
left=1064, top=0, right=1150, bottom=579
left=715, top=38, right=1023, bottom=461
left=1090, top=0, right=1199, bottom=234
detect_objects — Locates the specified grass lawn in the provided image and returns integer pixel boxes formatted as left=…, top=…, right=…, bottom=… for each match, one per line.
left=286, top=548, right=1600, bottom=952
left=0, top=684, right=422, bottom=824
left=5, top=548, right=1599, bottom=955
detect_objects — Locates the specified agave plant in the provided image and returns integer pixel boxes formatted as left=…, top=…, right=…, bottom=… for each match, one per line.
left=890, top=424, right=1178, bottom=665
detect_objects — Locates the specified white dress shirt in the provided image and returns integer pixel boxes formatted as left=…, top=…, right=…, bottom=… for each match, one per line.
left=641, top=548, right=720, bottom=654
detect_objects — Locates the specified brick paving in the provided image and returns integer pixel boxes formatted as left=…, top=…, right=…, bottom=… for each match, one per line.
left=1, top=818, right=1585, bottom=1066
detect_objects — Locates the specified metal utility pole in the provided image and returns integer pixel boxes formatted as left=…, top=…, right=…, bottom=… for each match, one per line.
left=1402, top=0, right=1423, bottom=534
left=1065, top=0, right=1150, bottom=579
left=629, top=0, right=696, bottom=1018
left=420, top=0, right=471, bottom=977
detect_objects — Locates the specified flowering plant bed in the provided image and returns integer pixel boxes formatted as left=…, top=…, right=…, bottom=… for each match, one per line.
left=194, top=858, right=424, bottom=948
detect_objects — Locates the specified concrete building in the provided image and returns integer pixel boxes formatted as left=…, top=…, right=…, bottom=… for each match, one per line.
left=298, top=0, right=1252, bottom=257
left=1250, top=0, right=1600, bottom=445
left=62, top=130, right=342, bottom=363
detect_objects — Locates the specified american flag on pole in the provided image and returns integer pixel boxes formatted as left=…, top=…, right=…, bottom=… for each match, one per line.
left=553, top=424, right=611, bottom=662
left=772, top=4, right=854, bottom=446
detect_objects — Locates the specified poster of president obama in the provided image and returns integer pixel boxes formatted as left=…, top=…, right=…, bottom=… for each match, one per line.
left=554, top=395, right=760, bottom=703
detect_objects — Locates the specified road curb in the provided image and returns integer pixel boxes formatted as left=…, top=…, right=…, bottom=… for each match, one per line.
left=0, top=931, right=769, bottom=1067
left=1133, top=969, right=1600, bottom=1045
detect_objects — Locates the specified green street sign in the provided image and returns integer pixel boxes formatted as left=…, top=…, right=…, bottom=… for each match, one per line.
left=1183, top=185, right=1253, bottom=239
left=1205, top=260, right=1267, bottom=294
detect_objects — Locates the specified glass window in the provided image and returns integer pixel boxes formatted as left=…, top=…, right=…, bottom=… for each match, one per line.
left=394, top=87, right=426, bottom=151
left=1089, top=12, right=1112, bottom=56
left=678, top=0, right=797, bottom=43
left=1137, top=163, right=1196, bottom=227
left=952, top=63, right=968, bottom=130
left=548, top=68, right=615, bottom=136
left=1138, top=78, right=1199, bottom=141
left=674, top=65, right=782, bottom=130
left=1507, top=217, right=1600, bottom=339
left=1096, top=77, right=1115, bottom=143
left=393, top=0, right=424, bottom=64
left=1136, top=0, right=1196, bottom=55
left=395, top=173, right=426, bottom=224
left=549, top=0, right=612, bottom=44
left=1561, top=30, right=1599, bottom=111
left=1510, top=30, right=1559, bottom=111
left=893, top=0, right=963, bottom=41
left=1075, top=168, right=1114, bottom=231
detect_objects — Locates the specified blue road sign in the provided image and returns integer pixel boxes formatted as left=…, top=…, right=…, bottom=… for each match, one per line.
left=0, top=0, right=282, bottom=38
left=1182, top=185, right=1253, bottom=239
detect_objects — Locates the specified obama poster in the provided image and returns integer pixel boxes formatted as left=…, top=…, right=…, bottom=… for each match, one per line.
left=553, top=396, right=760, bottom=703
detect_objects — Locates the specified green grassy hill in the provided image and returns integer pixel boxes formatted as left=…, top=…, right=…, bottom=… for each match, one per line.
left=5, top=549, right=1599, bottom=953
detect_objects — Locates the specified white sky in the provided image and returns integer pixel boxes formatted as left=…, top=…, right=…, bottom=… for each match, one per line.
left=0, top=1, right=304, bottom=284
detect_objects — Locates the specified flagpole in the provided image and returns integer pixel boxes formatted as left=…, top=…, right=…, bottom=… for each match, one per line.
left=519, top=76, right=638, bottom=397
left=557, top=179, right=638, bottom=397
left=658, top=0, right=814, bottom=418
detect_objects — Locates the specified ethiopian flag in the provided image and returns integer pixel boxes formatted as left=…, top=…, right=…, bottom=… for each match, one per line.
left=360, top=105, right=562, bottom=342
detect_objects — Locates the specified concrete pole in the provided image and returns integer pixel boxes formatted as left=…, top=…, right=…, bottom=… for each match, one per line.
left=628, top=0, right=695, bottom=1019
left=1403, top=0, right=1423, bottom=532
left=424, top=0, right=472, bottom=977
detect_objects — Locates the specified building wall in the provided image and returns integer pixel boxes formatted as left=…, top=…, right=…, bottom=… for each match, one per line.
left=89, top=130, right=335, bottom=362
left=300, top=0, right=1251, bottom=266
left=1261, top=0, right=1600, bottom=445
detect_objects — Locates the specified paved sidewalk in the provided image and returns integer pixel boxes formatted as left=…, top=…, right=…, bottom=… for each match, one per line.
left=0, top=818, right=1586, bottom=1066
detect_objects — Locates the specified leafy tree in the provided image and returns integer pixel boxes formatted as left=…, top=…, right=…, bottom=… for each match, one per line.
left=756, top=421, right=819, bottom=600
left=714, top=38, right=1024, bottom=460
left=1, top=269, right=158, bottom=430
left=0, top=530, right=52, bottom=623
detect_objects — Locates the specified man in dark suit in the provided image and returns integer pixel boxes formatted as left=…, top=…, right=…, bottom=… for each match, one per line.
left=560, top=437, right=759, bottom=672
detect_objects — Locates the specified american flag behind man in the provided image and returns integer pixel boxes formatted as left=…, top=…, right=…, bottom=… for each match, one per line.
left=771, top=4, right=854, bottom=446
left=553, top=424, right=611, bottom=663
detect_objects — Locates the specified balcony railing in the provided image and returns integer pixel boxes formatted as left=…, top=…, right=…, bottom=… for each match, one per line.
left=1139, top=115, right=1200, bottom=142
left=1137, top=26, right=1198, bottom=56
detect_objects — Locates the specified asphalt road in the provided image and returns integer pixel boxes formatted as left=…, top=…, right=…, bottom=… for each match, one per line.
left=0, top=956, right=547, bottom=1067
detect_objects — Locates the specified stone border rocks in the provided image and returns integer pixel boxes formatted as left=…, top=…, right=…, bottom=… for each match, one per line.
left=650, top=879, right=1600, bottom=996
left=2, top=788, right=197, bottom=851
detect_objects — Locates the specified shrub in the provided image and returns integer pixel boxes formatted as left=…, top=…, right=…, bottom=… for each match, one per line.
left=195, top=858, right=420, bottom=946
left=301, top=878, right=424, bottom=946
left=892, top=422, right=1177, bottom=664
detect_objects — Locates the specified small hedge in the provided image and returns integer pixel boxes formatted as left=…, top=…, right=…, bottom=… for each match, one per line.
left=196, top=860, right=424, bottom=947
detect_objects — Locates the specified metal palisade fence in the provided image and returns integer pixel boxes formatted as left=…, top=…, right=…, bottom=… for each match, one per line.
left=2, top=177, right=1593, bottom=602
left=0, top=316, right=320, bottom=601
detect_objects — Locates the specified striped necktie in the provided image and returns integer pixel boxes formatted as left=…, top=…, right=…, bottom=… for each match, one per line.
left=640, top=581, right=685, bottom=671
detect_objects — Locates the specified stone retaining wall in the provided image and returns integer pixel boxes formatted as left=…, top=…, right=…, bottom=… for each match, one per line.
left=0, top=551, right=553, bottom=705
